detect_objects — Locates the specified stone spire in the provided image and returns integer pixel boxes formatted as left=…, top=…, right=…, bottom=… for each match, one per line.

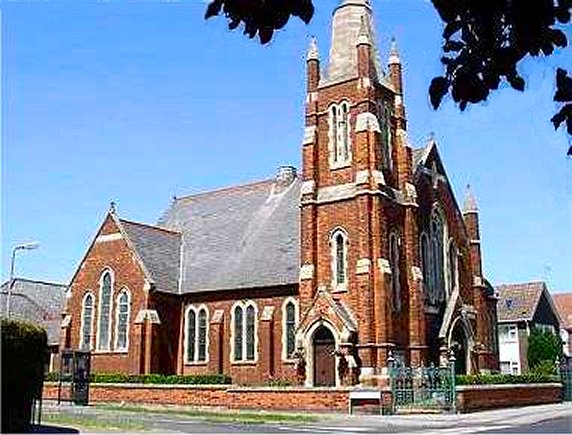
left=326, top=0, right=381, bottom=83
left=307, top=36, right=319, bottom=61
left=463, top=184, right=479, bottom=213
left=388, top=37, right=400, bottom=64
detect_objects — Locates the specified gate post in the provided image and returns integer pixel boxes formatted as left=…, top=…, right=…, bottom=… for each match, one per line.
left=387, top=351, right=395, bottom=415
left=448, top=352, right=457, bottom=414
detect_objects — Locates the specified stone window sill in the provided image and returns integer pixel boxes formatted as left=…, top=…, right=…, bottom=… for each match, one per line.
left=231, top=360, right=257, bottom=366
left=184, top=361, right=209, bottom=366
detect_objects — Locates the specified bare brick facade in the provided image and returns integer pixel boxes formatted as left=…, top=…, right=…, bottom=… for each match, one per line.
left=62, top=0, right=498, bottom=387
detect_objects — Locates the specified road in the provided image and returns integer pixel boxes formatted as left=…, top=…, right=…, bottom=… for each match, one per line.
left=38, top=402, right=571, bottom=434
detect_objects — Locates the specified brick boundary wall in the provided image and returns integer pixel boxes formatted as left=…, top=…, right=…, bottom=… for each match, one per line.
left=43, top=383, right=352, bottom=412
left=44, top=382, right=563, bottom=414
left=456, top=383, right=562, bottom=413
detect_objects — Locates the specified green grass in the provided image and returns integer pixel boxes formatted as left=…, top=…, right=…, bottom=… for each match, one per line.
left=98, top=403, right=321, bottom=425
left=43, top=412, right=151, bottom=432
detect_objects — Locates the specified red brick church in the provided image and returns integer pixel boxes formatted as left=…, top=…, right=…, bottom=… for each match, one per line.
left=61, top=0, right=499, bottom=387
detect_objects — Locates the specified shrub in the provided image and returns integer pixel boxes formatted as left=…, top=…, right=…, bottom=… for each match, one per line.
left=46, top=372, right=232, bottom=385
left=530, top=360, right=559, bottom=376
left=2, top=319, right=48, bottom=433
left=456, top=373, right=560, bottom=385
left=527, top=328, right=563, bottom=373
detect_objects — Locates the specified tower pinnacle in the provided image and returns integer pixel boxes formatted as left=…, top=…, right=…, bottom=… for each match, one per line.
left=307, top=37, right=319, bottom=61
left=356, top=15, right=371, bottom=46
left=463, top=184, right=479, bottom=213
left=388, top=37, right=401, bottom=64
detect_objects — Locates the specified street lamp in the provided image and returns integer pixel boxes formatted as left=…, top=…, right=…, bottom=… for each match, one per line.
left=7, top=242, right=40, bottom=318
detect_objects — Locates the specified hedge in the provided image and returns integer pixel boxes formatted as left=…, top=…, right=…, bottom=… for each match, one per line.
left=46, top=372, right=231, bottom=385
left=2, top=319, right=48, bottom=433
left=456, top=373, right=560, bottom=385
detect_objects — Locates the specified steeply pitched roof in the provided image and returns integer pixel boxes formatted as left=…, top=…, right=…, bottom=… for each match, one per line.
left=157, top=176, right=300, bottom=294
left=412, top=147, right=426, bottom=169
left=496, top=282, right=546, bottom=322
left=0, top=278, right=67, bottom=345
left=554, top=293, right=572, bottom=329
left=119, top=219, right=181, bottom=294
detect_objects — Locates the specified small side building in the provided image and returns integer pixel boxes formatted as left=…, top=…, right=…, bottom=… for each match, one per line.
left=496, top=282, right=560, bottom=374
left=553, top=293, right=572, bottom=366
left=0, top=278, right=68, bottom=372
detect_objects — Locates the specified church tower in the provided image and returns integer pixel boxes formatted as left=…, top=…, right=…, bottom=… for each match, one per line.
left=298, top=0, right=423, bottom=386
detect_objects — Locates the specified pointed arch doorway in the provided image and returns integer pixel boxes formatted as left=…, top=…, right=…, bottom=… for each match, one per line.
left=449, top=318, right=472, bottom=375
left=312, top=326, right=336, bottom=387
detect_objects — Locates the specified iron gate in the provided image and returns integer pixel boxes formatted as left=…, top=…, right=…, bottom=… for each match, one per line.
left=561, top=363, right=572, bottom=402
left=389, top=357, right=456, bottom=414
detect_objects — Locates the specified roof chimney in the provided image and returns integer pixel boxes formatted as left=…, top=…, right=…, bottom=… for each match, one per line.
left=276, top=165, right=297, bottom=188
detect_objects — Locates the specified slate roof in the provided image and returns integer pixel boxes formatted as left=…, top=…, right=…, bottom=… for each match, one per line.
left=496, top=282, right=546, bottom=322
left=157, top=177, right=301, bottom=293
left=0, top=278, right=67, bottom=345
left=554, top=293, right=572, bottom=329
left=119, top=219, right=181, bottom=294
left=412, top=147, right=426, bottom=169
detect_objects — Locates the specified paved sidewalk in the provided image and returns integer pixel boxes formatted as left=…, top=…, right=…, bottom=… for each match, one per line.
left=40, top=401, right=572, bottom=434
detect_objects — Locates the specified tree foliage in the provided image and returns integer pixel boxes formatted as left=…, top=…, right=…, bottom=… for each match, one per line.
left=1, top=319, right=48, bottom=433
left=205, top=0, right=571, bottom=154
left=527, top=327, right=563, bottom=373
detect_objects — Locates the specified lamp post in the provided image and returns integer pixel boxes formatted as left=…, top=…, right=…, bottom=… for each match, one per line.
left=7, top=242, right=40, bottom=318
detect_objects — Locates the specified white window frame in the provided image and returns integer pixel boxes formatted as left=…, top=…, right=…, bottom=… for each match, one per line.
left=96, top=268, right=114, bottom=352
left=80, top=291, right=95, bottom=351
left=330, top=228, right=349, bottom=291
left=282, top=297, right=299, bottom=362
left=114, top=288, right=131, bottom=352
left=389, top=231, right=401, bottom=312
left=230, top=300, right=258, bottom=364
left=499, top=325, right=518, bottom=343
left=328, top=101, right=352, bottom=169
left=184, top=304, right=209, bottom=364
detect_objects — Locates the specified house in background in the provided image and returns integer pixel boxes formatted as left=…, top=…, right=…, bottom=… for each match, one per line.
left=1, top=278, right=68, bottom=372
left=554, top=293, right=572, bottom=365
left=496, top=282, right=561, bottom=374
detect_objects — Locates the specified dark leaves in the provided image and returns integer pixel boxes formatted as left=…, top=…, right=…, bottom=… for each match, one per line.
left=430, top=0, right=571, bottom=152
left=204, top=0, right=315, bottom=44
left=551, top=69, right=572, bottom=143
left=429, top=76, right=450, bottom=109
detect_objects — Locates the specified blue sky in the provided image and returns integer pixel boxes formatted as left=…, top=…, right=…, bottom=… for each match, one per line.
left=2, top=0, right=571, bottom=292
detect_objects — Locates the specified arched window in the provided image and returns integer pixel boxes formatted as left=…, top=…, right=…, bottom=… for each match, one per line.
left=198, top=308, right=208, bottom=362
left=329, top=102, right=351, bottom=167
left=420, top=233, right=433, bottom=302
left=378, top=101, right=393, bottom=169
left=80, top=292, right=94, bottom=350
left=447, top=241, right=458, bottom=297
left=232, top=301, right=257, bottom=362
left=186, top=308, right=196, bottom=362
left=337, top=102, right=350, bottom=162
left=245, top=304, right=256, bottom=361
left=185, top=305, right=209, bottom=363
left=283, top=298, right=298, bottom=360
left=97, top=270, right=113, bottom=351
left=233, top=305, right=244, bottom=361
left=389, top=232, right=401, bottom=311
left=431, top=211, right=445, bottom=302
left=331, top=229, right=348, bottom=290
left=114, top=289, right=130, bottom=351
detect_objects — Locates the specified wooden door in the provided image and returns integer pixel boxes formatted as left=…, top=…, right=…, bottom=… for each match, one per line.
left=313, top=326, right=336, bottom=387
